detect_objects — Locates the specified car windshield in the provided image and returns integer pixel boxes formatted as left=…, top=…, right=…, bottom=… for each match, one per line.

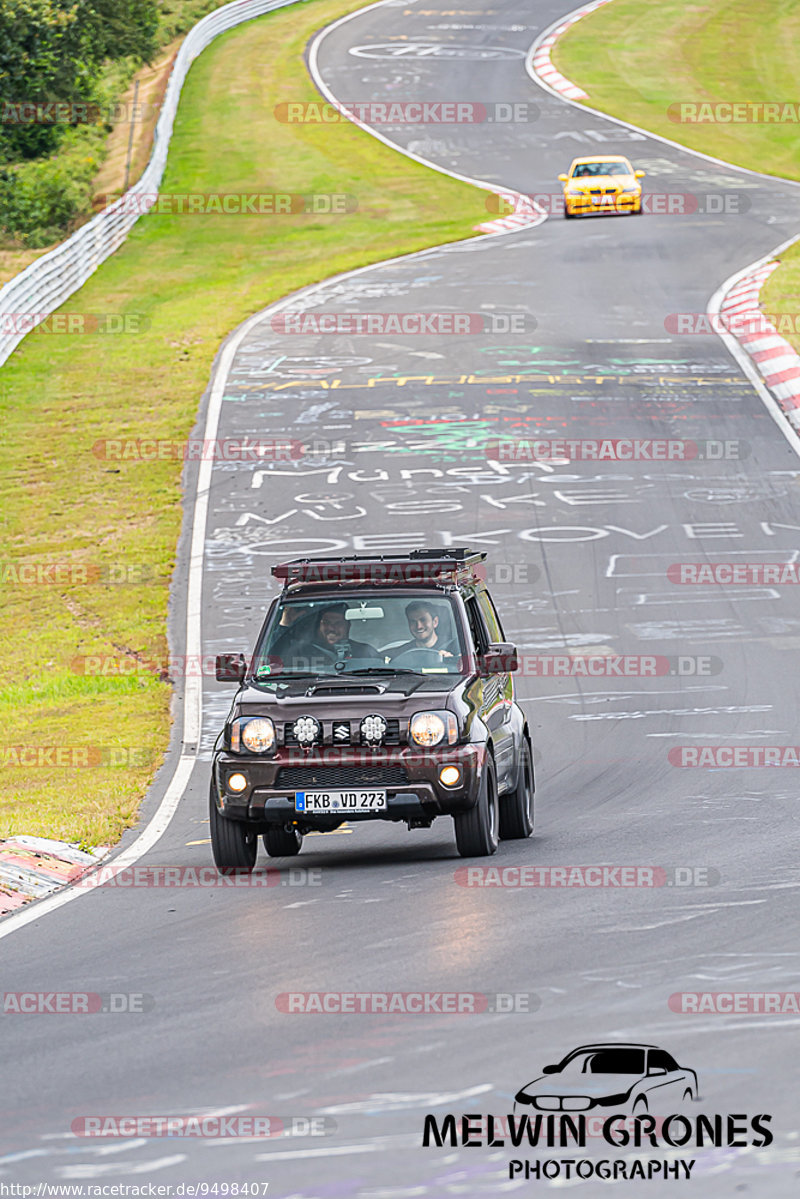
left=571, top=162, right=631, bottom=178
left=560, top=1049, right=646, bottom=1075
left=252, top=592, right=468, bottom=679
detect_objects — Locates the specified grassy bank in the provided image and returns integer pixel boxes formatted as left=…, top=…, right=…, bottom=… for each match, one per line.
left=0, top=0, right=486, bottom=845
left=554, top=0, right=800, bottom=353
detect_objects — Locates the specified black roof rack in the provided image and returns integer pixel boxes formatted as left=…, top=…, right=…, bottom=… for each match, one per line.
left=272, top=548, right=487, bottom=587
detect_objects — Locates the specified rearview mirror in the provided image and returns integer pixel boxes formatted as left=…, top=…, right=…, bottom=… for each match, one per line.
left=479, top=642, right=518, bottom=675
left=542, top=1064, right=559, bottom=1075
left=215, top=652, right=246, bottom=682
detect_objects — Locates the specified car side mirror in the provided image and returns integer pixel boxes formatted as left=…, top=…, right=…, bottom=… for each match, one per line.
left=215, top=652, right=246, bottom=682
left=635, top=170, right=646, bottom=178
left=648, top=1066, right=667, bottom=1076
left=558, top=173, right=568, bottom=182
left=542, top=1064, right=559, bottom=1074
left=480, top=642, right=518, bottom=675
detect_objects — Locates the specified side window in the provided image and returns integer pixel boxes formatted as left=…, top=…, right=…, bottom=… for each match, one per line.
left=648, top=1050, right=675, bottom=1073
left=464, top=596, right=490, bottom=653
left=477, top=590, right=504, bottom=643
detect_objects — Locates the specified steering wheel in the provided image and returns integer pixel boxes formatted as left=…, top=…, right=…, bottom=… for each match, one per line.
left=389, top=647, right=446, bottom=668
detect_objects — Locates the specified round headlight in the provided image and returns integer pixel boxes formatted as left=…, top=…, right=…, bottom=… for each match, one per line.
left=410, top=712, right=447, bottom=747
left=241, top=718, right=276, bottom=753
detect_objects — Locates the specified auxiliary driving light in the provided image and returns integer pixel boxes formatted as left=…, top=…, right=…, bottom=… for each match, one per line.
left=360, top=714, right=387, bottom=746
left=439, top=765, right=462, bottom=787
left=293, top=715, right=322, bottom=747
left=227, top=773, right=248, bottom=793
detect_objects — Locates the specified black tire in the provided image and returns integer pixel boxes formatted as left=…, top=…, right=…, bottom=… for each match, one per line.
left=500, top=739, right=535, bottom=840
left=454, top=753, right=499, bottom=857
left=632, top=204, right=643, bottom=215
left=209, top=781, right=257, bottom=874
left=564, top=207, right=574, bottom=219
left=263, top=826, right=303, bottom=857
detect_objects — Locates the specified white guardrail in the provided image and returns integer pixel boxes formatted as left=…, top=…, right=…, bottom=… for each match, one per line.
left=0, top=0, right=303, bottom=368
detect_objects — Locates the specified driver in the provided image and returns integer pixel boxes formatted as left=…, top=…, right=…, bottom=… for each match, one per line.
left=389, top=601, right=455, bottom=661
left=305, top=605, right=381, bottom=664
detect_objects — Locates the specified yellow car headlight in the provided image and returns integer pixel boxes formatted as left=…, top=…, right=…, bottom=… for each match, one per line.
left=232, top=717, right=276, bottom=754
left=409, top=711, right=458, bottom=747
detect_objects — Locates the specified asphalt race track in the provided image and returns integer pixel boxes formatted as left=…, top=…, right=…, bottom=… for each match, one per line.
left=2, top=0, right=800, bottom=1194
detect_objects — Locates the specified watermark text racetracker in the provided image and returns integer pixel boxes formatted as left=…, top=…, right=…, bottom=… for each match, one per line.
left=98, top=192, right=357, bottom=215
left=70, top=1115, right=334, bottom=1138
left=0, top=313, right=149, bottom=336
left=274, top=100, right=538, bottom=124
left=2, top=992, right=153, bottom=1013
left=488, top=191, right=751, bottom=217
left=669, top=992, right=800, bottom=1014
left=72, top=865, right=322, bottom=888
left=668, top=101, right=800, bottom=123
left=276, top=991, right=539, bottom=1014
left=269, top=311, right=534, bottom=335
left=487, top=438, right=746, bottom=462
left=1, top=747, right=154, bottom=768
left=669, top=746, right=800, bottom=767
left=455, top=865, right=720, bottom=888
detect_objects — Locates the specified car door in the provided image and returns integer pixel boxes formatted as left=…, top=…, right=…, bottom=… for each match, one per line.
left=466, top=591, right=515, bottom=788
left=643, top=1049, right=685, bottom=1105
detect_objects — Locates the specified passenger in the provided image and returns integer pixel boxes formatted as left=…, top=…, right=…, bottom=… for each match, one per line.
left=389, top=601, right=455, bottom=661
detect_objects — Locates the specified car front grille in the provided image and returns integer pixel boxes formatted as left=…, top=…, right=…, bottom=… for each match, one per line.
left=275, top=764, right=410, bottom=790
left=284, top=718, right=401, bottom=747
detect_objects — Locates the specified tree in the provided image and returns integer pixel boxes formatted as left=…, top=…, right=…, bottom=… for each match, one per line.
left=0, top=0, right=158, bottom=160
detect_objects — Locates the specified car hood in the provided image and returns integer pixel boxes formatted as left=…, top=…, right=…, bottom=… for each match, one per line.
left=517, top=1071, right=642, bottom=1100
left=568, top=174, right=636, bottom=187
left=237, top=673, right=458, bottom=715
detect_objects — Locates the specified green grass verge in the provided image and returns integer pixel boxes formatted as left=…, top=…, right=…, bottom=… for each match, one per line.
left=0, top=0, right=488, bottom=846
left=554, top=0, right=800, bottom=355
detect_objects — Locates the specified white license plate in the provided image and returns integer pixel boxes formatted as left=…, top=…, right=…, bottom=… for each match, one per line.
left=295, top=790, right=387, bottom=813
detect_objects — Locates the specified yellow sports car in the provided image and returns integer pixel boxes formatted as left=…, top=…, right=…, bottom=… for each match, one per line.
left=558, top=156, right=645, bottom=218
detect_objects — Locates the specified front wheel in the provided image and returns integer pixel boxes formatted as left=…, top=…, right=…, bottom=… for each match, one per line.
left=500, top=739, right=534, bottom=840
left=454, top=754, right=499, bottom=857
left=263, top=826, right=303, bottom=857
left=209, top=781, right=257, bottom=874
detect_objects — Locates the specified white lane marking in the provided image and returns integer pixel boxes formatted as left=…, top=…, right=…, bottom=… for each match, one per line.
left=317, top=1084, right=493, bottom=1114
left=57, top=1156, right=187, bottom=1178
left=571, top=705, right=772, bottom=720
left=255, top=1135, right=420, bottom=1161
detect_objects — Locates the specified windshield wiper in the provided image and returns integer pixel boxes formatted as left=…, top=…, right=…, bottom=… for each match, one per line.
left=253, top=669, right=339, bottom=680
left=347, top=666, right=420, bottom=676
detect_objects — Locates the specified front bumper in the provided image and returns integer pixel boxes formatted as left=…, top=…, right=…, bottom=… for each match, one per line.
left=213, top=744, right=484, bottom=827
left=565, top=192, right=640, bottom=215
